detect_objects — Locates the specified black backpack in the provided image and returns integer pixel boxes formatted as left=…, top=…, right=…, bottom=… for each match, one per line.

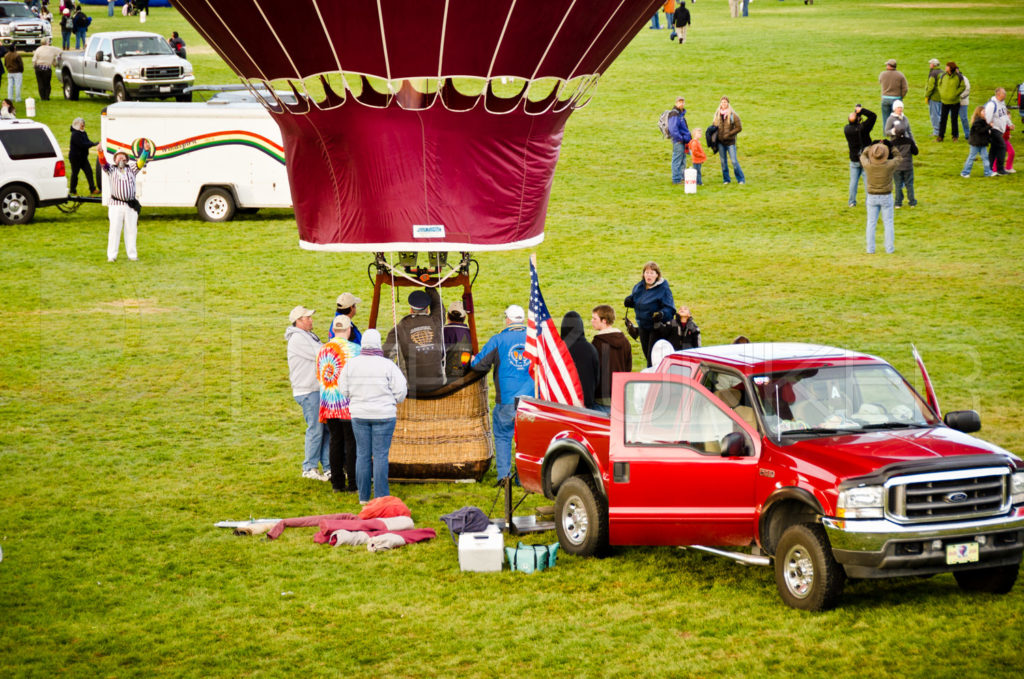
left=705, top=125, right=720, bottom=155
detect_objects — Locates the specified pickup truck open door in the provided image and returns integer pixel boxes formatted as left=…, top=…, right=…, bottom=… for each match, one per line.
left=608, top=373, right=761, bottom=548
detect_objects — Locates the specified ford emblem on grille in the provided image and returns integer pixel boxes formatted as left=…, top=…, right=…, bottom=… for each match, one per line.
left=944, top=491, right=970, bottom=504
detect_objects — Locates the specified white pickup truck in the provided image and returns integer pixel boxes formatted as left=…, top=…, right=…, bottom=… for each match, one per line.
left=59, top=31, right=194, bottom=103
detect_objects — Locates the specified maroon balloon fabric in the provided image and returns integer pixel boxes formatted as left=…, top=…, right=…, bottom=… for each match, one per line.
left=171, top=0, right=663, bottom=250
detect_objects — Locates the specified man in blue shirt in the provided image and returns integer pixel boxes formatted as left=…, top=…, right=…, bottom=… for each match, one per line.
left=471, top=304, right=534, bottom=481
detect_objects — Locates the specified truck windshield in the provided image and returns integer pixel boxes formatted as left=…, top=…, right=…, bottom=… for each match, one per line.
left=751, top=364, right=939, bottom=438
left=113, top=37, right=174, bottom=58
left=0, top=4, right=36, bottom=18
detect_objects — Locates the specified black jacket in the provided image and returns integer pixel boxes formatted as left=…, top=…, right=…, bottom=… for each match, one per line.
left=674, top=7, right=691, bottom=26
left=69, top=126, right=97, bottom=163
left=968, top=117, right=991, bottom=147
left=665, top=316, right=700, bottom=351
left=844, top=109, right=877, bottom=162
left=560, top=311, right=599, bottom=410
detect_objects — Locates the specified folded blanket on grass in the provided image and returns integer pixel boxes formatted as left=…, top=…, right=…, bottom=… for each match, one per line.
left=266, top=513, right=358, bottom=540
left=328, top=528, right=438, bottom=551
left=313, top=516, right=415, bottom=544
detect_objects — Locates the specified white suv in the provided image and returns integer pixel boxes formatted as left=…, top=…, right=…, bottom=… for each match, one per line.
left=0, top=120, right=68, bottom=224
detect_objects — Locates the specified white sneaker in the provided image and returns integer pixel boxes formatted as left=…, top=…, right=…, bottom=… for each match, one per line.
left=322, top=469, right=332, bottom=481
left=301, top=469, right=321, bottom=480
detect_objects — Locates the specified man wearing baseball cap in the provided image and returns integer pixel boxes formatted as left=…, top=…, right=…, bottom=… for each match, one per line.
left=383, top=288, right=446, bottom=393
left=329, top=291, right=362, bottom=344
left=285, top=305, right=331, bottom=481
left=470, top=304, right=534, bottom=482
left=97, top=140, right=151, bottom=262
left=878, top=59, right=908, bottom=128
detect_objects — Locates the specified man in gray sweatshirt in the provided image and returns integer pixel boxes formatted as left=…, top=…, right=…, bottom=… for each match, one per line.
left=286, top=305, right=331, bottom=481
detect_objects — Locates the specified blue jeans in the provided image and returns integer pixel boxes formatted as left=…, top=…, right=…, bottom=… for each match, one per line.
left=650, top=13, right=660, bottom=29
left=959, top=104, right=969, bottom=138
left=961, top=145, right=992, bottom=177
left=7, top=72, right=21, bottom=102
left=671, top=141, right=687, bottom=184
left=720, top=143, right=745, bottom=183
left=865, top=193, right=895, bottom=254
left=295, top=391, right=330, bottom=472
left=848, top=161, right=866, bottom=205
left=352, top=417, right=396, bottom=502
left=742, top=0, right=749, bottom=16
left=693, top=162, right=702, bottom=185
left=893, top=168, right=916, bottom=206
left=75, top=28, right=87, bottom=49
left=492, top=402, right=516, bottom=480
left=928, top=99, right=941, bottom=136
left=881, top=98, right=898, bottom=127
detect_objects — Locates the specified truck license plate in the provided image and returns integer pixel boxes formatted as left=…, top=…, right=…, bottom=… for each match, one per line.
left=26, top=39, right=35, bottom=45
left=946, top=542, right=979, bottom=565
left=159, top=86, right=171, bottom=93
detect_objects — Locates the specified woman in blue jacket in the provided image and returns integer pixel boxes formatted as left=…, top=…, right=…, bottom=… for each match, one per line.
left=624, top=261, right=676, bottom=367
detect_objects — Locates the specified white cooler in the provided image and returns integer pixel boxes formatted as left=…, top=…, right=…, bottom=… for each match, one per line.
left=458, top=525, right=504, bottom=572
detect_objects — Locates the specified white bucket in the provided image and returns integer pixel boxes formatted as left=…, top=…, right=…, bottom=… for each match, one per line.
left=25, top=98, right=35, bottom=117
left=140, top=10, right=147, bottom=23
left=684, top=167, right=697, bottom=194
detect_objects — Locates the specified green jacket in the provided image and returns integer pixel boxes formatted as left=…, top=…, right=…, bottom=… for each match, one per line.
left=937, top=71, right=966, bottom=105
left=924, top=67, right=941, bottom=102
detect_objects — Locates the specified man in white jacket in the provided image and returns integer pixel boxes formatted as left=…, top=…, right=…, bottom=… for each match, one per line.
left=286, top=305, right=331, bottom=481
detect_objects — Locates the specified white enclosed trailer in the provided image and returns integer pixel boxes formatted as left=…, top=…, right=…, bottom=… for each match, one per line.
left=100, top=101, right=291, bottom=221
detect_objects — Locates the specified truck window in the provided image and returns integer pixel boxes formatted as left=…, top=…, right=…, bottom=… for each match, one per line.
left=113, top=36, right=174, bottom=58
left=0, top=129, right=58, bottom=160
left=85, top=37, right=100, bottom=60
left=624, top=380, right=745, bottom=454
left=99, top=38, right=113, bottom=59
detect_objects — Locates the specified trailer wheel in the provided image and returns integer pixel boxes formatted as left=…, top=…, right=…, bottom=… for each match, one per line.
left=0, top=184, right=36, bottom=225
left=114, top=79, right=131, bottom=102
left=198, top=188, right=236, bottom=223
left=774, top=523, right=845, bottom=611
left=954, top=564, right=1019, bottom=594
left=554, top=475, right=608, bottom=557
left=62, top=73, right=79, bottom=101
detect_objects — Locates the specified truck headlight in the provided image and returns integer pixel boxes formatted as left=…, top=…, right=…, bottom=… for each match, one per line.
left=0, top=26, right=10, bottom=36
left=43, top=24, right=51, bottom=37
left=837, top=485, right=884, bottom=519
left=124, top=68, right=142, bottom=79
left=1012, top=471, right=1024, bottom=505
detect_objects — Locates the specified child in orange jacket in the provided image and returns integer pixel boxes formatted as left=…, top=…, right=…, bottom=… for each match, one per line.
left=687, top=128, right=707, bottom=185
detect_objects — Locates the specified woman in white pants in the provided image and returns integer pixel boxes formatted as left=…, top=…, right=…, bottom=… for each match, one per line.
left=98, top=141, right=150, bottom=262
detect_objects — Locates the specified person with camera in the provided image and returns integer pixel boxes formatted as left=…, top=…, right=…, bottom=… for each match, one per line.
left=843, top=104, right=877, bottom=207
left=98, top=140, right=151, bottom=262
left=624, top=261, right=675, bottom=367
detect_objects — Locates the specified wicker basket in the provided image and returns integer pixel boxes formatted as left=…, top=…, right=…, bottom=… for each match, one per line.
left=388, top=377, right=494, bottom=481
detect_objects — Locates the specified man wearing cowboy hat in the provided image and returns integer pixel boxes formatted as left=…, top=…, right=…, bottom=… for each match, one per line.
left=859, top=141, right=902, bottom=254
left=97, top=140, right=151, bottom=262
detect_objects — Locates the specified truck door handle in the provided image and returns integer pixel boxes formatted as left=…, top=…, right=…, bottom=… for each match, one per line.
left=613, top=462, right=629, bottom=484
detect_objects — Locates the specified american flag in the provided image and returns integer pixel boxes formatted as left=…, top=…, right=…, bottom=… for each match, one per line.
left=525, top=255, right=584, bottom=406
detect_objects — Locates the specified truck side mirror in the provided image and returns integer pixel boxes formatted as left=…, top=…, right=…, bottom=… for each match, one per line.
left=943, top=410, right=981, bottom=433
left=95, top=51, right=104, bottom=62
left=720, top=432, right=749, bottom=457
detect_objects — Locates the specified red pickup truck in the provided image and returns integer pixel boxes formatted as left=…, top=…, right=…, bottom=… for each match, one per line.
left=514, top=343, right=1024, bottom=610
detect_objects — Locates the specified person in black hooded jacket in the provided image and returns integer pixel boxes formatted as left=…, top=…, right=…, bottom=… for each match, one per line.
left=560, top=311, right=599, bottom=410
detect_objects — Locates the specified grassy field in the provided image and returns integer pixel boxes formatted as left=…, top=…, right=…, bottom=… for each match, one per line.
left=2, top=1, right=1024, bottom=677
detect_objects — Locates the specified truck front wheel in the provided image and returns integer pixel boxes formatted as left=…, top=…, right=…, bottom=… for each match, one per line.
left=953, top=564, right=1019, bottom=594
left=198, top=188, right=236, bottom=222
left=63, top=73, right=79, bottom=101
left=114, top=80, right=131, bottom=102
left=774, top=523, right=845, bottom=611
left=554, top=475, right=608, bottom=557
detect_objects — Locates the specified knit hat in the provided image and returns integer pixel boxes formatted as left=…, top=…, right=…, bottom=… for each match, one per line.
left=892, top=100, right=904, bottom=111
left=361, top=329, right=383, bottom=349
left=408, top=290, right=430, bottom=310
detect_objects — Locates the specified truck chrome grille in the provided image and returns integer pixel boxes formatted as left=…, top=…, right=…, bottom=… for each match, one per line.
left=143, top=66, right=183, bottom=79
left=885, top=468, right=1010, bottom=524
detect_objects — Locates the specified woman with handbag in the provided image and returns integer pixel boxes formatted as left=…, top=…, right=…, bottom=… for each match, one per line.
left=623, top=261, right=676, bottom=367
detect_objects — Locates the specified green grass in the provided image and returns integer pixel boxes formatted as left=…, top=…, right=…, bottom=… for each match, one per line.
left=2, top=2, right=1024, bottom=677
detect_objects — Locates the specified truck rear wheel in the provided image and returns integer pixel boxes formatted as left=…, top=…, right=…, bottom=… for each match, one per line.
left=198, top=188, right=236, bottom=222
left=774, top=523, right=845, bottom=611
left=63, top=73, right=79, bottom=101
left=554, top=475, right=608, bottom=557
left=953, top=564, right=1019, bottom=594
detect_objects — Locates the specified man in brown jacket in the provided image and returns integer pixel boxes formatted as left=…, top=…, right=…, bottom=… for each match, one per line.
left=878, top=59, right=908, bottom=125
left=590, top=304, right=632, bottom=415
left=859, top=142, right=901, bottom=254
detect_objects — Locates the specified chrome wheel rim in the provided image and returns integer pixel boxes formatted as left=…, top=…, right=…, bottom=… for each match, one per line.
left=2, top=191, right=27, bottom=221
left=783, top=544, right=814, bottom=599
left=560, top=494, right=588, bottom=546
